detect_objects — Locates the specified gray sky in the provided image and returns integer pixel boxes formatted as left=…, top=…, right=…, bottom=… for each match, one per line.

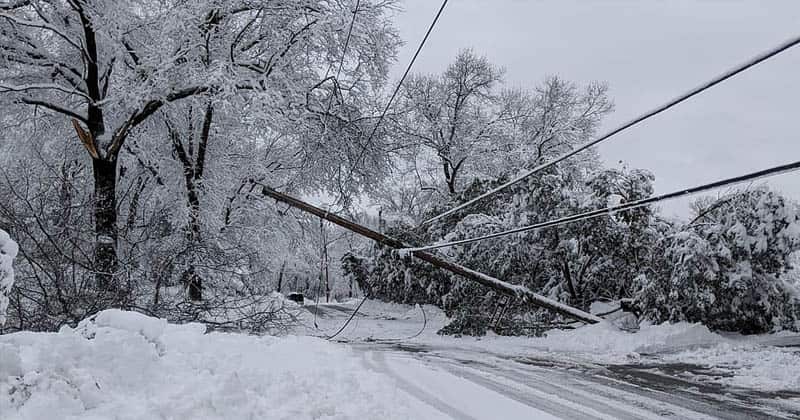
left=391, top=0, right=800, bottom=218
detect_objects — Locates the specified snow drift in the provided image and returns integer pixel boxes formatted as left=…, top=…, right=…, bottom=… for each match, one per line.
left=0, top=309, right=418, bottom=420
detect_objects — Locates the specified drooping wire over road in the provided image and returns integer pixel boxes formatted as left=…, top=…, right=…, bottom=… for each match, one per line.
left=402, top=159, right=800, bottom=252
left=420, top=34, right=800, bottom=226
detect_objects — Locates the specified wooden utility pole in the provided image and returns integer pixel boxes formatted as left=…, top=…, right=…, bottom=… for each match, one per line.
left=257, top=183, right=602, bottom=325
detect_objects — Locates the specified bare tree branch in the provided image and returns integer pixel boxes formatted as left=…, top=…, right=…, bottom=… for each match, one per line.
left=21, top=98, right=87, bottom=123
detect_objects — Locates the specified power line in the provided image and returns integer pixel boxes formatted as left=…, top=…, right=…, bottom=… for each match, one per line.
left=364, top=0, right=449, bottom=146
left=337, top=0, right=449, bottom=200
left=327, top=296, right=368, bottom=340
left=323, top=0, right=361, bottom=113
left=402, top=159, right=800, bottom=252
left=335, top=0, right=360, bottom=82
left=421, top=34, right=800, bottom=226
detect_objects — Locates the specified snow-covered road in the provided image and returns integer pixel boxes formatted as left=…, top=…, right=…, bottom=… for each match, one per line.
left=303, top=301, right=800, bottom=419
left=352, top=342, right=800, bottom=420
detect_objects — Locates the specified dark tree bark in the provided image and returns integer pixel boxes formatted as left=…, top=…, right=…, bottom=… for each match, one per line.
left=167, top=103, right=214, bottom=301
left=92, top=158, right=118, bottom=290
left=276, top=260, right=286, bottom=292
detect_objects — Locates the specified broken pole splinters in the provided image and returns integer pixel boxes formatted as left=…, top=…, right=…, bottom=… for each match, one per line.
left=257, top=183, right=602, bottom=325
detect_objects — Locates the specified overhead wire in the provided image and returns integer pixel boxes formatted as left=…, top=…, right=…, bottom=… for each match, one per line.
left=403, top=159, right=800, bottom=252
left=323, top=0, right=361, bottom=114
left=420, top=34, right=800, bottom=226
left=336, top=0, right=450, bottom=203
left=323, top=2, right=450, bottom=340
left=313, top=2, right=361, bottom=330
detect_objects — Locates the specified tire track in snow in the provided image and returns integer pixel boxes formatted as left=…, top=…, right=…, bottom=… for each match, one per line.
left=359, top=342, right=788, bottom=420
left=435, top=360, right=656, bottom=420
left=431, top=350, right=775, bottom=420
left=441, top=356, right=711, bottom=420
left=359, top=350, right=481, bottom=420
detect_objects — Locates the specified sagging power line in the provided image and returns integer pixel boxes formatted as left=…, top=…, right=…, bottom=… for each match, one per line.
left=403, top=159, right=800, bottom=252
left=421, top=34, right=800, bottom=226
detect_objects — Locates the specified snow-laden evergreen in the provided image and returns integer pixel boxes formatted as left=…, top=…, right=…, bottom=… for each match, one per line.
left=0, top=229, right=18, bottom=326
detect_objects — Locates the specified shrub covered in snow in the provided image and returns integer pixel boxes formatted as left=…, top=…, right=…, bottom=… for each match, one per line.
left=637, top=188, right=800, bottom=333
left=0, top=229, right=19, bottom=327
left=345, top=167, right=668, bottom=336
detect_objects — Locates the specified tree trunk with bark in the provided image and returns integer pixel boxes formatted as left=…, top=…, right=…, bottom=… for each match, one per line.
left=167, top=104, right=213, bottom=301
left=92, top=158, right=119, bottom=291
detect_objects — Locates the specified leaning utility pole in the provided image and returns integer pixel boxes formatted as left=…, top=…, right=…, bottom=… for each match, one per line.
left=256, top=183, right=602, bottom=325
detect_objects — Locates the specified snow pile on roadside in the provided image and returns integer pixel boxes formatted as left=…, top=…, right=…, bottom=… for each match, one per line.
left=0, top=229, right=19, bottom=326
left=535, top=321, right=724, bottom=360
left=0, top=309, right=417, bottom=420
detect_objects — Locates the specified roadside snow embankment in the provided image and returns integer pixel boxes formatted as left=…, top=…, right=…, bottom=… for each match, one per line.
left=0, top=309, right=416, bottom=420
left=535, top=320, right=723, bottom=360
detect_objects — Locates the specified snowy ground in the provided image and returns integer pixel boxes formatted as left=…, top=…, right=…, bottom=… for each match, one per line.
left=298, top=299, right=800, bottom=419
left=0, top=309, right=457, bottom=420
left=1, top=302, right=799, bottom=419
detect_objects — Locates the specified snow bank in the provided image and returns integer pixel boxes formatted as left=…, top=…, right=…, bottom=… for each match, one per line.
left=0, top=310, right=419, bottom=420
left=536, top=321, right=723, bottom=360
left=0, top=229, right=19, bottom=326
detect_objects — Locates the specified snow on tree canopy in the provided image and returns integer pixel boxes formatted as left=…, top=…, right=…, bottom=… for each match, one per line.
left=637, top=187, right=800, bottom=333
left=0, top=229, right=19, bottom=326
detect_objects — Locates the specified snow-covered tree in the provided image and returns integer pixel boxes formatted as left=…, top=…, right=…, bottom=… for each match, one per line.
left=346, top=162, right=670, bottom=335
left=380, top=50, right=612, bottom=219
left=0, top=0, right=399, bottom=298
left=0, top=228, right=18, bottom=327
left=638, top=187, right=800, bottom=333
left=0, top=0, right=400, bottom=329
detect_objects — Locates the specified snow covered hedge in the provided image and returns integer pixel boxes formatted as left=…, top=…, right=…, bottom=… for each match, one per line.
left=345, top=168, right=665, bottom=336
left=637, top=188, right=800, bottom=333
left=348, top=177, right=800, bottom=335
left=0, top=229, right=19, bottom=327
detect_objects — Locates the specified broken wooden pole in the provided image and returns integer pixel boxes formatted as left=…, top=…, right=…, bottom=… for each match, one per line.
left=257, top=183, right=602, bottom=325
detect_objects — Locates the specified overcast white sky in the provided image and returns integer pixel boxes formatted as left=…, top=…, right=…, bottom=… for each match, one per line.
left=391, top=0, right=800, bottom=218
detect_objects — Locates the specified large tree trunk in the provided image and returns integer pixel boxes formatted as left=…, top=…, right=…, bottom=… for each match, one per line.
left=168, top=103, right=213, bottom=302
left=186, top=178, right=202, bottom=243
left=92, top=158, right=119, bottom=292
left=183, top=178, right=203, bottom=301
left=276, top=260, right=286, bottom=292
